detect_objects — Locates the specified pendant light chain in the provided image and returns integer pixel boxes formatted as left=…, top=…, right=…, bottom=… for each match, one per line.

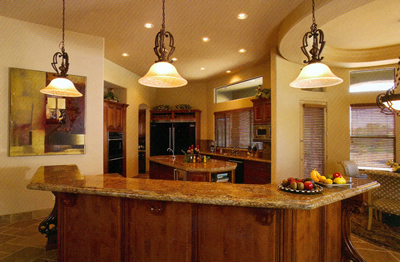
left=162, top=0, right=166, bottom=31
left=60, top=0, right=66, bottom=53
left=310, top=0, right=317, bottom=35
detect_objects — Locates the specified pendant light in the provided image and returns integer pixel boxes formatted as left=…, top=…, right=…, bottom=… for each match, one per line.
left=290, top=0, right=343, bottom=88
left=138, top=0, right=187, bottom=88
left=377, top=58, right=400, bottom=115
left=40, top=0, right=82, bottom=97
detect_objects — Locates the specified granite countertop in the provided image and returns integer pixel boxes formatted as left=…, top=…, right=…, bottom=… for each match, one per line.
left=149, top=155, right=237, bottom=172
left=27, top=165, right=380, bottom=210
left=203, top=151, right=271, bottom=163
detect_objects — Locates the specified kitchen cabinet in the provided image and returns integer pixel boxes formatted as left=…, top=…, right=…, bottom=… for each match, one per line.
left=104, top=100, right=129, bottom=176
left=104, top=100, right=128, bottom=131
left=244, top=160, right=271, bottom=184
left=149, top=161, right=175, bottom=180
left=149, top=156, right=236, bottom=183
left=252, top=98, right=271, bottom=124
left=150, top=109, right=201, bottom=148
left=206, top=154, right=269, bottom=184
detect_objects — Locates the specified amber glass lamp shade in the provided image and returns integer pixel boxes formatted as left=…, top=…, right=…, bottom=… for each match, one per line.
left=138, top=61, right=188, bottom=88
left=40, top=77, right=82, bottom=97
left=290, top=62, right=343, bottom=88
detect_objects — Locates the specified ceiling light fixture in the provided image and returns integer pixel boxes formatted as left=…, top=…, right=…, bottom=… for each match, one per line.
left=40, top=0, right=82, bottom=97
left=237, top=13, right=248, bottom=20
left=239, top=49, right=247, bottom=53
left=144, top=23, right=154, bottom=28
left=138, top=0, right=187, bottom=88
left=377, top=58, right=400, bottom=115
left=202, top=37, right=210, bottom=42
left=122, top=53, right=129, bottom=57
left=289, top=0, right=343, bottom=88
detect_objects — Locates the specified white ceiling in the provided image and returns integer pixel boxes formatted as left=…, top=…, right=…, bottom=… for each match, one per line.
left=1, top=0, right=399, bottom=83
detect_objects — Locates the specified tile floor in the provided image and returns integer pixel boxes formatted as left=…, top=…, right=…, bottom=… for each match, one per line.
left=0, top=215, right=399, bottom=261
left=0, top=218, right=56, bottom=261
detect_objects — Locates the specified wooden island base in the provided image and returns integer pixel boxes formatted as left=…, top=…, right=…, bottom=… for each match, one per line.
left=57, top=192, right=350, bottom=261
left=28, top=165, right=377, bottom=261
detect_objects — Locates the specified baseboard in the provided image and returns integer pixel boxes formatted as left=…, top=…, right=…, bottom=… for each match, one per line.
left=0, top=208, right=53, bottom=224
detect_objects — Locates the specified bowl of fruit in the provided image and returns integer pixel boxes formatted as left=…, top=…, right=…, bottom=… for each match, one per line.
left=312, top=170, right=353, bottom=188
left=278, top=176, right=323, bottom=194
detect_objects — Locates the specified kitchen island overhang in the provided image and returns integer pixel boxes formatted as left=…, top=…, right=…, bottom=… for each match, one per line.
left=27, top=165, right=379, bottom=261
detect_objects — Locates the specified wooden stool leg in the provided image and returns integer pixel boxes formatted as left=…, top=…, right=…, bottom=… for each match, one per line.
left=367, top=207, right=373, bottom=230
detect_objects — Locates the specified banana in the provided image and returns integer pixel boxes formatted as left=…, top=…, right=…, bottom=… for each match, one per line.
left=310, top=169, right=320, bottom=182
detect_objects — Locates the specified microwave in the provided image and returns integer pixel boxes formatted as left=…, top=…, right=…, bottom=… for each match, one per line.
left=253, top=124, right=271, bottom=141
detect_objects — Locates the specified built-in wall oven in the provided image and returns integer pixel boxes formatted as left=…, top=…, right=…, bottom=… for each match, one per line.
left=108, top=132, right=123, bottom=175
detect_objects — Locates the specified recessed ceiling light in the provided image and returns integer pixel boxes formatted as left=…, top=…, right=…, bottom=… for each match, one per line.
left=202, top=37, right=210, bottom=42
left=144, top=23, right=154, bottom=28
left=239, top=49, right=247, bottom=53
left=237, top=13, right=248, bottom=20
left=172, top=57, right=178, bottom=61
left=226, top=70, right=231, bottom=73
left=121, top=53, right=129, bottom=57
left=200, top=67, right=206, bottom=70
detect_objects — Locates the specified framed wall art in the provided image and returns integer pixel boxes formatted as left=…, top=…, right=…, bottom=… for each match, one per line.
left=9, top=68, right=86, bottom=156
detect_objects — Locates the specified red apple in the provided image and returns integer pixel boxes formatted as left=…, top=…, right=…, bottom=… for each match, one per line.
left=333, top=172, right=342, bottom=178
left=304, top=181, right=314, bottom=190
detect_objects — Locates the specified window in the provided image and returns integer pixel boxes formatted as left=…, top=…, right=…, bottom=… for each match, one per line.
left=215, top=77, right=262, bottom=103
left=350, top=105, right=395, bottom=169
left=302, top=104, right=326, bottom=176
left=349, top=68, right=395, bottom=93
left=214, top=108, right=252, bottom=148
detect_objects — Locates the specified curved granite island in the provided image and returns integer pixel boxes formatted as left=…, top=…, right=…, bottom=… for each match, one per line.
left=27, top=165, right=379, bottom=262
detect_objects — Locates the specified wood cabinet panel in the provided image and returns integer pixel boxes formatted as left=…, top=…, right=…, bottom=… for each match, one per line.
left=252, top=98, right=271, bottom=124
left=244, top=160, right=271, bottom=184
left=187, top=171, right=208, bottom=182
left=57, top=193, right=123, bottom=261
left=149, top=161, right=175, bottom=180
left=124, top=199, right=193, bottom=262
left=197, top=205, right=279, bottom=261
left=56, top=193, right=344, bottom=261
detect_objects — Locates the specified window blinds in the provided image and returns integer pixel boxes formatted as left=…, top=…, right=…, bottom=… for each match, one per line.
left=350, top=105, right=395, bottom=168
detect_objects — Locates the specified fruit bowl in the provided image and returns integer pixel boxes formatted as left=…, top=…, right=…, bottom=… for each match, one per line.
left=315, top=182, right=353, bottom=188
left=278, top=183, right=323, bottom=194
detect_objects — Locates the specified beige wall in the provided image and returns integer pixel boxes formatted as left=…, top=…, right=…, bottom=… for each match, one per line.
left=272, top=50, right=398, bottom=183
left=104, top=60, right=156, bottom=177
left=0, top=16, right=104, bottom=215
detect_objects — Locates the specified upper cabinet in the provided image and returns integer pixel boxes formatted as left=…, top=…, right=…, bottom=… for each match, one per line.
left=150, top=109, right=201, bottom=122
left=104, top=100, right=129, bottom=131
left=252, top=98, right=271, bottom=124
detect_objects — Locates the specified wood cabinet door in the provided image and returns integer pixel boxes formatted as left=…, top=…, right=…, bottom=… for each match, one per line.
left=58, top=193, right=123, bottom=261
left=187, top=171, right=208, bottom=182
left=244, top=161, right=271, bottom=184
left=149, top=161, right=175, bottom=180
left=252, top=98, right=271, bottom=124
left=124, top=199, right=193, bottom=262
left=253, top=103, right=264, bottom=124
left=197, top=204, right=279, bottom=261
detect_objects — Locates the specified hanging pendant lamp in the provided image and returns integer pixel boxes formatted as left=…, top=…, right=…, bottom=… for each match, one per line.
left=40, top=0, right=82, bottom=97
left=138, top=0, right=187, bottom=88
left=377, top=58, right=400, bottom=116
left=290, top=0, right=343, bottom=88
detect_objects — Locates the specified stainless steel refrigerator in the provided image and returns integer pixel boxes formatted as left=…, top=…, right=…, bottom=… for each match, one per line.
left=150, top=122, right=196, bottom=156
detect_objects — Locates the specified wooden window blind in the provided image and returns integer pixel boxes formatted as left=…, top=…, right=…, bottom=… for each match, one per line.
left=214, top=108, right=252, bottom=148
left=303, top=104, right=326, bottom=176
left=350, top=105, right=395, bottom=168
